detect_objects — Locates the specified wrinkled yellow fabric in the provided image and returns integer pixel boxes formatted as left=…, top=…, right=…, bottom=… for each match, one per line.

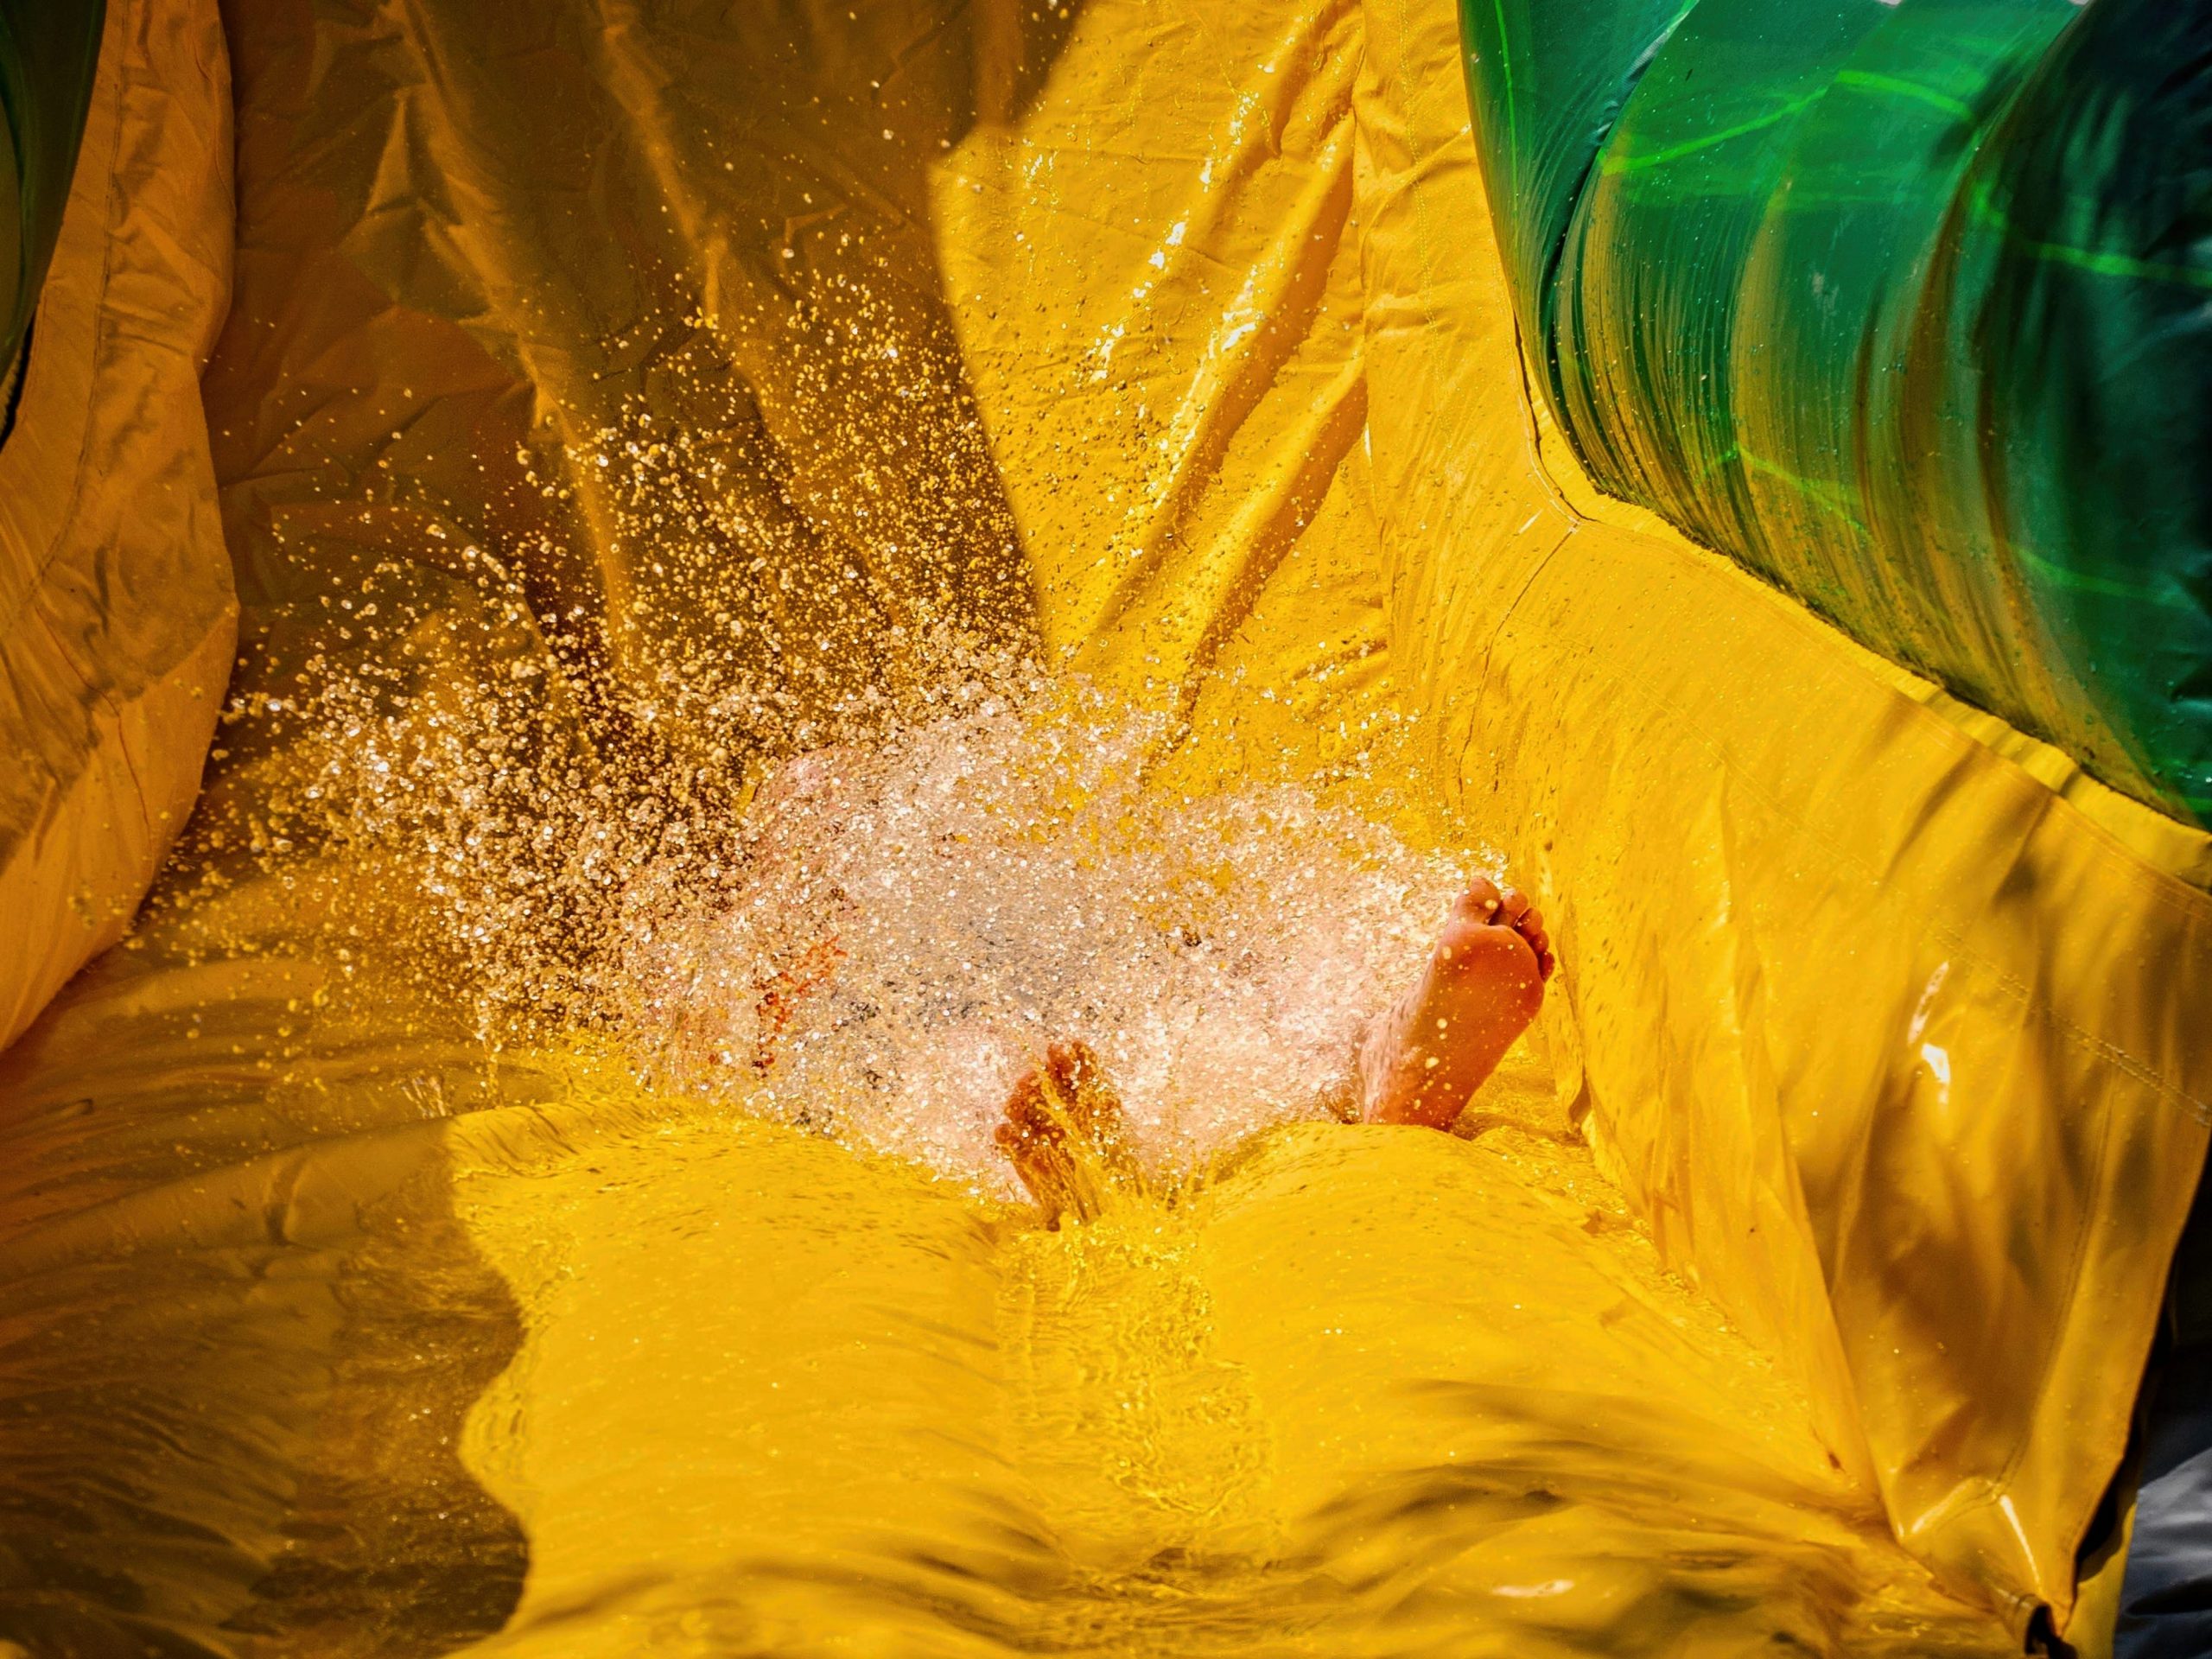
left=1349, top=2, right=2212, bottom=1635
left=0, top=0, right=2205, bottom=1655
left=0, top=0, right=232, bottom=1052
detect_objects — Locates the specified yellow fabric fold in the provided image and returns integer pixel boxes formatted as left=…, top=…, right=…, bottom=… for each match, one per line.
left=0, top=0, right=234, bottom=1051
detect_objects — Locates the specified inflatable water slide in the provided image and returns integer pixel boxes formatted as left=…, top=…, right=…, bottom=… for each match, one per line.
left=2, top=1, right=2207, bottom=1654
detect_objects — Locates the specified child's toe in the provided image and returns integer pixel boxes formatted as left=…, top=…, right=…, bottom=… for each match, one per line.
left=1454, top=876, right=1503, bottom=924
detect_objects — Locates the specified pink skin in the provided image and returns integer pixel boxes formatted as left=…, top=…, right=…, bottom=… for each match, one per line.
left=996, top=878, right=1556, bottom=1217
left=1354, top=875, right=1553, bottom=1128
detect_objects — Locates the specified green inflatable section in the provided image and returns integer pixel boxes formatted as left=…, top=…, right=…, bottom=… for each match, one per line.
left=1459, top=0, right=2212, bottom=821
left=0, top=0, right=105, bottom=415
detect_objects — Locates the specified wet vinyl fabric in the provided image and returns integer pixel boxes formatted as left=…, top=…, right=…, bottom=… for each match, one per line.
left=0, top=0, right=232, bottom=1051
left=0, top=3, right=2209, bottom=1659
left=1460, top=0, right=2212, bottom=819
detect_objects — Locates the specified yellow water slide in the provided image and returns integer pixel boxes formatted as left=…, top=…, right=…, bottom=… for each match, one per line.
left=3, top=2, right=2208, bottom=1656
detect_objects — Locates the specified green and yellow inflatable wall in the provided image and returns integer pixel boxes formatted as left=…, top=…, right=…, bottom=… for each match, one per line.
left=1, top=0, right=2206, bottom=1654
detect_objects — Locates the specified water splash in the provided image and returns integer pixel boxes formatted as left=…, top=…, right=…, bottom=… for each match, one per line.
left=182, top=632, right=1482, bottom=1197
left=614, top=683, right=1484, bottom=1194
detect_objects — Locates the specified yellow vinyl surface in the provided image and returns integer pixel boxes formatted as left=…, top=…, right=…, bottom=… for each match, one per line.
left=1, top=1, right=2208, bottom=1656
left=0, top=0, right=233, bottom=1052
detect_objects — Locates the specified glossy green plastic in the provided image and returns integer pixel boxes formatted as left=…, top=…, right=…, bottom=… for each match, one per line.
left=1460, top=0, right=2212, bottom=819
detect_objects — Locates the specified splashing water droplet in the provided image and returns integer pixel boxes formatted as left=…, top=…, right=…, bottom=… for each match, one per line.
left=616, top=684, right=1486, bottom=1195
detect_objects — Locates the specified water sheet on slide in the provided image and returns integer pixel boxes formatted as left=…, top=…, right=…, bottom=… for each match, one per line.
left=0, top=1, right=2209, bottom=1655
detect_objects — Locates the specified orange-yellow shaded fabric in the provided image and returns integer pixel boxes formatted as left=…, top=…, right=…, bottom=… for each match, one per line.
left=0, top=0, right=232, bottom=1051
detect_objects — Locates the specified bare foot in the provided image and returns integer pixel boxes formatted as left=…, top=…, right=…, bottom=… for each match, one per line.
left=995, top=1039, right=1146, bottom=1227
left=1357, top=876, right=1554, bottom=1129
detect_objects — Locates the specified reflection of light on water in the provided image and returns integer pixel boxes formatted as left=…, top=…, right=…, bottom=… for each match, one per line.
left=1907, top=960, right=1954, bottom=1103
left=618, top=683, right=1483, bottom=1193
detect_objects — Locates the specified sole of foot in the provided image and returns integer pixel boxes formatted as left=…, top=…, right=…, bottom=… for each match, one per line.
left=1357, top=876, right=1553, bottom=1130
